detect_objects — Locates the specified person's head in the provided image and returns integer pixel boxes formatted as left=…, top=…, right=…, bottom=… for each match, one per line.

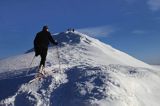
left=42, top=25, right=48, bottom=31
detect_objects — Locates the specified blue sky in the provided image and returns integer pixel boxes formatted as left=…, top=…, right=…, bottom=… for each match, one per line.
left=0, top=0, right=160, bottom=64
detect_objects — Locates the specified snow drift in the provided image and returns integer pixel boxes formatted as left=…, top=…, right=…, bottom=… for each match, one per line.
left=0, top=31, right=160, bottom=106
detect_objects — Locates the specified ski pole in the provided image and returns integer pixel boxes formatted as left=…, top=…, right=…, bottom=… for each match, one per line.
left=56, top=45, right=62, bottom=72
left=26, top=55, right=35, bottom=75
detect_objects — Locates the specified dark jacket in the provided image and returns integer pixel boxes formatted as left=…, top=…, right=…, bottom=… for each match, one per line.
left=34, top=30, right=57, bottom=56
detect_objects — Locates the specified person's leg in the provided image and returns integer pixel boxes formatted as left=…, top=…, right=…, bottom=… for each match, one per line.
left=40, top=48, right=48, bottom=68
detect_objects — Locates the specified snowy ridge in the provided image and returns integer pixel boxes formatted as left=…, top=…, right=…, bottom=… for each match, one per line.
left=0, top=31, right=160, bottom=106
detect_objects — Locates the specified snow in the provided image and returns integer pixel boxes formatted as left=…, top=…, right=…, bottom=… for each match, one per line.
left=0, top=31, right=160, bottom=106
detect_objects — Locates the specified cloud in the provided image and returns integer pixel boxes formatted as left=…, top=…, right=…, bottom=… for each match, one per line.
left=132, top=30, right=146, bottom=35
left=124, top=0, right=160, bottom=11
left=147, top=0, right=160, bottom=11
left=77, top=26, right=114, bottom=38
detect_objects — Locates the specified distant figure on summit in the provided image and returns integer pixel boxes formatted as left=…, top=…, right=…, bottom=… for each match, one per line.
left=67, top=28, right=75, bottom=32
left=34, top=26, right=58, bottom=72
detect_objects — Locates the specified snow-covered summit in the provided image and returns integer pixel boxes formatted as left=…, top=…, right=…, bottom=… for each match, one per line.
left=54, top=31, right=152, bottom=68
left=0, top=31, right=160, bottom=106
left=53, top=31, right=87, bottom=45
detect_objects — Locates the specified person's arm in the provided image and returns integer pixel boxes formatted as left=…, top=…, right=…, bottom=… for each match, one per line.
left=48, top=32, right=58, bottom=45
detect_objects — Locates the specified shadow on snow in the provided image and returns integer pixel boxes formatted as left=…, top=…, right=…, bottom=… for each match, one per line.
left=0, top=67, right=37, bottom=100
left=50, top=65, right=108, bottom=106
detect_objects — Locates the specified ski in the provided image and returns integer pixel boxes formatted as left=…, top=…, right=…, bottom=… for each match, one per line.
left=29, top=66, right=46, bottom=83
left=28, top=66, right=60, bottom=83
left=29, top=72, right=45, bottom=83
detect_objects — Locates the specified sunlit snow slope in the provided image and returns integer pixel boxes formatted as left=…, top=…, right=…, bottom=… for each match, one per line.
left=0, top=31, right=160, bottom=106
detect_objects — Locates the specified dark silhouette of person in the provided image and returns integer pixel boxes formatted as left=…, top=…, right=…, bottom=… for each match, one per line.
left=34, top=26, right=58, bottom=71
left=67, top=28, right=75, bottom=32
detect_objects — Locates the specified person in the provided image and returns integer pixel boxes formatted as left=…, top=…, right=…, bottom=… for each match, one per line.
left=72, top=28, right=75, bottom=32
left=34, top=26, right=58, bottom=72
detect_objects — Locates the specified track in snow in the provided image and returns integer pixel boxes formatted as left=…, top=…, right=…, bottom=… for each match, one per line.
left=0, top=64, right=158, bottom=106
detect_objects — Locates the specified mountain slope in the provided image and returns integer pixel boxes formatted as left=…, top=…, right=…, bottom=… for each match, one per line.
left=0, top=31, right=160, bottom=106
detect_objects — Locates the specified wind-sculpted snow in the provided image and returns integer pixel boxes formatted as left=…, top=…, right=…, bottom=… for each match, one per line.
left=51, top=65, right=110, bottom=106
left=0, top=31, right=160, bottom=106
left=1, top=64, right=159, bottom=106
